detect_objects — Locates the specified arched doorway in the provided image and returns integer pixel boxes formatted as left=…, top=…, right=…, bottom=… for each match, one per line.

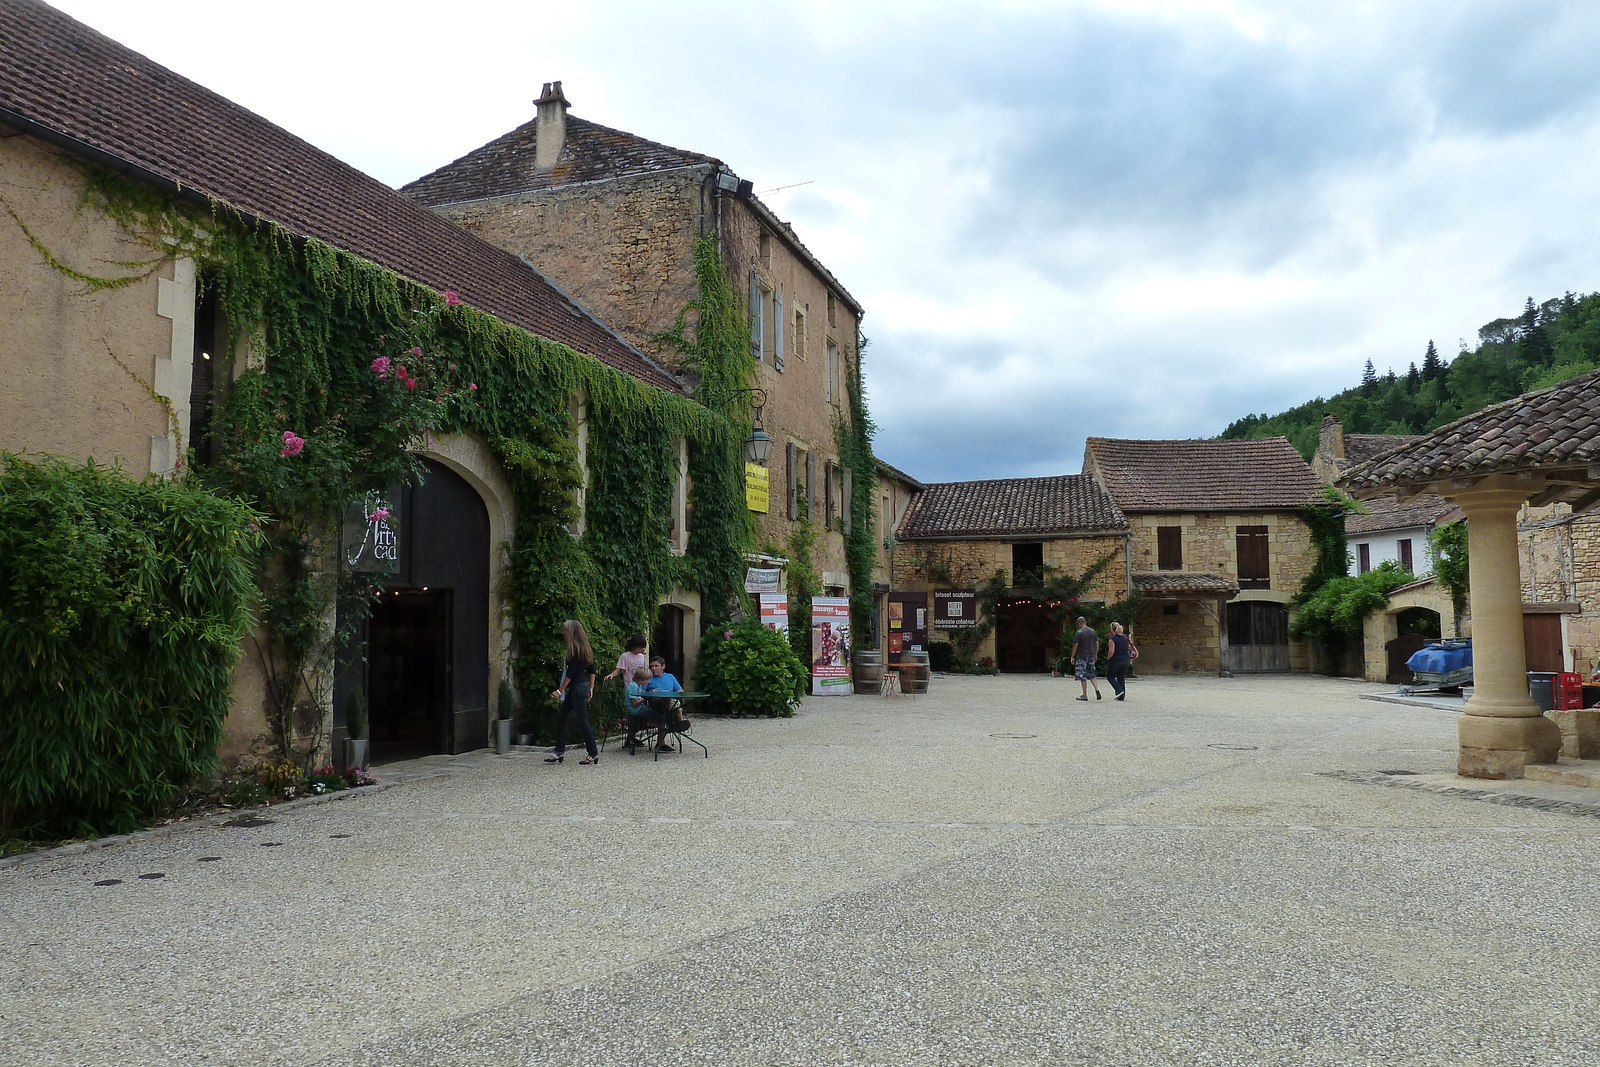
left=338, top=458, right=491, bottom=762
left=1385, top=607, right=1442, bottom=683
left=654, top=604, right=685, bottom=686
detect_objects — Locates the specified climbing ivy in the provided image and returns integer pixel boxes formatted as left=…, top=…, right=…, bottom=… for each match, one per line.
left=1428, top=519, right=1469, bottom=629
left=835, top=334, right=879, bottom=647
left=1296, top=486, right=1358, bottom=603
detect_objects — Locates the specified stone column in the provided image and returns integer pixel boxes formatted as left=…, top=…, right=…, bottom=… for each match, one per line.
left=1451, top=476, right=1561, bottom=777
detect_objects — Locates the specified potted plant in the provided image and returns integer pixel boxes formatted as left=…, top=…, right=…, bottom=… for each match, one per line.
left=495, top=676, right=515, bottom=754
left=344, top=685, right=369, bottom=772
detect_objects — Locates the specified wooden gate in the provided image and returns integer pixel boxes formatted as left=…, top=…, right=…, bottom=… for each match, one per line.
left=1523, top=613, right=1563, bottom=673
left=1386, top=633, right=1430, bottom=684
left=1224, top=601, right=1290, bottom=673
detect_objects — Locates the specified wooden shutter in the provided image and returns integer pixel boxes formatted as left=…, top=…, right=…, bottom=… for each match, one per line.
left=806, top=450, right=816, bottom=521
left=824, top=461, right=835, bottom=531
left=1236, top=525, right=1270, bottom=589
left=774, top=290, right=785, bottom=372
left=786, top=442, right=798, bottom=520
left=749, top=272, right=762, bottom=359
left=1157, top=526, right=1182, bottom=570
left=842, top=467, right=853, bottom=535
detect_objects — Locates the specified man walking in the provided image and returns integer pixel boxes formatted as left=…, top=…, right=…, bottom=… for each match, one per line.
left=1071, top=616, right=1101, bottom=701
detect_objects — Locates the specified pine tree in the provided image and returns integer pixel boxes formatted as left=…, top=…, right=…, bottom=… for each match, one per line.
left=1360, top=359, right=1378, bottom=395
left=1421, top=340, right=1442, bottom=381
left=1406, top=362, right=1421, bottom=390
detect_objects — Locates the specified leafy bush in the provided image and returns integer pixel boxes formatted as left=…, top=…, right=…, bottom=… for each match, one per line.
left=222, top=778, right=267, bottom=807
left=697, top=623, right=808, bottom=717
left=1290, top=561, right=1415, bottom=663
left=928, top=642, right=956, bottom=672
left=0, top=455, right=258, bottom=841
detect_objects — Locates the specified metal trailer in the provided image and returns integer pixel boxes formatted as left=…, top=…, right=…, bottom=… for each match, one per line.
left=1399, top=639, right=1474, bottom=696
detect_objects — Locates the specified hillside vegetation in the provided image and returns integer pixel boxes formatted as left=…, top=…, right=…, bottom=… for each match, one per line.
left=1221, top=293, right=1600, bottom=458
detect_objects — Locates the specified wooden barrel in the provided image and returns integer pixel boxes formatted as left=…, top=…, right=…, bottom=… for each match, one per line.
left=853, top=649, right=884, bottom=693
left=899, top=650, right=931, bottom=694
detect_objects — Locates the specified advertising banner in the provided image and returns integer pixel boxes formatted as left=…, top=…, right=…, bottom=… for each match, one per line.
left=342, top=490, right=400, bottom=574
left=744, top=567, right=781, bottom=594
left=810, top=596, right=852, bottom=697
left=759, top=593, right=788, bottom=633
left=933, top=589, right=978, bottom=630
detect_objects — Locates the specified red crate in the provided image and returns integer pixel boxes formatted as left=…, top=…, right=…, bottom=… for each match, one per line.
left=1556, top=672, right=1585, bottom=710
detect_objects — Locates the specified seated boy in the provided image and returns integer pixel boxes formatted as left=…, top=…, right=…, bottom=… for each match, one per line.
left=643, top=656, right=688, bottom=750
left=624, top=666, right=664, bottom=749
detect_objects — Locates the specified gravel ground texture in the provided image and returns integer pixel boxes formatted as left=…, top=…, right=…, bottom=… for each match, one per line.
left=6, top=672, right=1600, bottom=1066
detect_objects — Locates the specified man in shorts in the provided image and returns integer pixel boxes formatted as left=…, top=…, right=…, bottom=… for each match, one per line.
left=1071, top=616, right=1102, bottom=702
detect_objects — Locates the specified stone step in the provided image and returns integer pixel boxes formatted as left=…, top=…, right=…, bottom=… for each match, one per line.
left=1524, top=759, right=1600, bottom=790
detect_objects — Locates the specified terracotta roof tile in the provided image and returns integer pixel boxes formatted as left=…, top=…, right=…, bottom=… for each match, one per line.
left=898, top=475, right=1126, bottom=539
left=0, top=0, right=682, bottom=394
left=1133, top=572, right=1240, bottom=595
left=1341, top=368, right=1600, bottom=492
left=1345, top=493, right=1459, bottom=535
left=1341, top=433, right=1421, bottom=469
left=1086, top=437, right=1322, bottom=511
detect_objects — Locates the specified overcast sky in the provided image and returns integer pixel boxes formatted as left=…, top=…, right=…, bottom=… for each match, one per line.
left=53, top=0, right=1600, bottom=481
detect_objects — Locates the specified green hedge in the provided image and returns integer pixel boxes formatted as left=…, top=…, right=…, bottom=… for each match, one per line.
left=697, top=622, right=808, bottom=717
left=0, top=456, right=259, bottom=840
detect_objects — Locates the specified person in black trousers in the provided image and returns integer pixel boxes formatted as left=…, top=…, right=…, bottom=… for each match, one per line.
left=1105, top=622, right=1134, bottom=702
left=546, top=619, right=600, bottom=764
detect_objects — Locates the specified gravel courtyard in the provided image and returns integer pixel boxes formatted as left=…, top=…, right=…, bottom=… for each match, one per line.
left=7, top=673, right=1600, bottom=1066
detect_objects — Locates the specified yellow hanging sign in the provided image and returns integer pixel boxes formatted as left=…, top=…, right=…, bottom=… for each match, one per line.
left=745, top=462, right=770, bottom=513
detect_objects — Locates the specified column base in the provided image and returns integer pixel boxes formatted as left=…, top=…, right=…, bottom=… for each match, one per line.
left=1458, top=713, right=1563, bottom=779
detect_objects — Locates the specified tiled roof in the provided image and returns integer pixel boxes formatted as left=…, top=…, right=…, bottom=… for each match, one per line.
left=1086, top=437, right=1323, bottom=511
left=402, top=116, right=718, bottom=206
left=1345, top=493, right=1459, bottom=536
left=1342, top=434, right=1421, bottom=468
left=898, top=475, right=1127, bottom=539
left=0, top=0, right=681, bottom=394
left=1341, top=369, right=1600, bottom=494
left=874, top=458, right=925, bottom=491
left=1133, top=572, right=1240, bottom=596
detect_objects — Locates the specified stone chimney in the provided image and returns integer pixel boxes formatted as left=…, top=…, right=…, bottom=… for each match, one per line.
left=1312, top=412, right=1345, bottom=482
left=534, top=81, right=570, bottom=172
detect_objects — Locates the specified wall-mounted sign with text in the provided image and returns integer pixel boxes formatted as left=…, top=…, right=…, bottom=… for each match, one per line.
left=745, top=462, right=770, bottom=513
left=343, top=491, right=400, bottom=574
left=759, top=593, right=788, bottom=634
left=744, top=567, right=782, bottom=594
left=933, top=589, right=978, bottom=630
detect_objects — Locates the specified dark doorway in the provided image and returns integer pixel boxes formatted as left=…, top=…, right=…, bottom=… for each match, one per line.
left=1524, top=613, right=1564, bottom=674
left=335, top=458, right=490, bottom=762
left=1386, top=633, right=1431, bottom=684
left=996, top=596, right=1060, bottom=673
left=653, top=604, right=685, bottom=685
left=368, top=589, right=452, bottom=762
left=1224, top=601, right=1290, bottom=673
left=1012, top=542, right=1045, bottom=588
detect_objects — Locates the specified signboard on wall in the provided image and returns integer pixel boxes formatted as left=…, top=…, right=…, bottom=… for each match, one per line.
left=759, top=593, right=788, bottom=633
left=745, top=462, right=770, bottom=513
left=342, top=491, right=399, bottom=574
left=934, top=590, right=978, bottom=629
left=744, top=567, right=781, bottom=594
left=810, top=596, right=852, bottom=696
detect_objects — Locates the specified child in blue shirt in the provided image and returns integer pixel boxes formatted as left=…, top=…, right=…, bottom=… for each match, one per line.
left=644, top=657, right=687, bottom=750
left=624, top=666, right=654, bottom=749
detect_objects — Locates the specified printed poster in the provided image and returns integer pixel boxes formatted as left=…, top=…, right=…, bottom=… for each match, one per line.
left=810, top=596, right=852, bottom=697
left=744, top=567, right=781, bottom=594
left=745, top=462, right=770, bottom=513
left=759, top=593, right=788, bottom=634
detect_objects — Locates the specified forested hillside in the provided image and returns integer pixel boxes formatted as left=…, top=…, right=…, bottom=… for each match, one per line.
left=1220, top=293, right=1600, bottom=458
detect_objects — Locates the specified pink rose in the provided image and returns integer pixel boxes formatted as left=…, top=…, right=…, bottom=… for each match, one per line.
left=405, top=378, right=417, bottom=391
left=395, top=365, right=409, bottom=381
left=443, top=290, right=461, bottom=307
left=280, top=431, right=305, bottom=457
left=369, top=507, right=390, bottom=523
left=411, top=347, right=422, bottom=358
left=370, top=356, right=391, bottom=378
left=723, top=630, right=733, bottom=639
left=468, top=382, right=478, bottom=391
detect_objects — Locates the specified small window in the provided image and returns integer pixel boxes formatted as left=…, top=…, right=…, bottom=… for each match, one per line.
left=792, top=306, right=806, bottom=363
left=1163, top=604, right=1179, bottom=616
left=1012, top=542, right=1044, bottom=587
left=826, top=341, right=839, bottom=403
left=1357, top=543, right=1371, bottom=574
left=1397, top=538, right=1413, bottom=572
left=1157, top=526, right=1182, bottom=570
left=759, top=229, right=772, bottom=270
left=1236, top=525, right=1270, bottom=589
left=826, top=291, right=837, bottom=328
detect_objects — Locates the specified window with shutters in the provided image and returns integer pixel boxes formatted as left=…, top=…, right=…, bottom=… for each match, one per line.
left=1156, top=526, right=1182, bottom=570
left=824, top=460, right=835, bottom=531
left=826, top=341, right=839, bottom=403
left=1357, top=543, right=1371, bottom=574
left=786, top=442, right=800, bottom=521
left=749, top=272, right=767, bottom=361
left=1397, top=538, right=1413, bottom=572
left=759, top=228, right=772, bottom=269
left=1236, top=525, right=1270, bottom=588
left=805, top=450, right=817, bottom=521
left=773, top=290, right=785, bottom=372
left=792, top=306, right=806, bottom=363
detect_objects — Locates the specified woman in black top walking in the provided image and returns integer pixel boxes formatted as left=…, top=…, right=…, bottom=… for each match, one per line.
left=547, top=619, right=600, bottom=764
left=1105, top=622, right=1134, bottom=702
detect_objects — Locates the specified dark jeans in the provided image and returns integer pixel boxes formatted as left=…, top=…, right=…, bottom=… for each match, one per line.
left=555, top=682, right=597, bottom=758
left=1106, top=658, right=1129, bottom=698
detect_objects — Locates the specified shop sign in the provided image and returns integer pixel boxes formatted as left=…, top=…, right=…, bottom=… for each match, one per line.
left=759, top=593, right=788, bottom=633
left=933, top=589, right=978, bottom=630
left=744, top=567, right=781, bottom=594
left=343, top=491, right=399, bottom=574
left=745, top=462, right=770, bottom=513
left=810, top=596, right=852, bottom=697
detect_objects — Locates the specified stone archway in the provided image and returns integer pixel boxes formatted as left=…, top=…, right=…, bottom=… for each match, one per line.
left=658, top=589, right=702, bottom=687
left=1362, top=578, right=1461, bottom=683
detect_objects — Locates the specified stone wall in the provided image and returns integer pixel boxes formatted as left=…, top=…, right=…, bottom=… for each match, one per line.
left=0, top=130, right=182, bottom=477
left=1133, top=600, right=1222, bottom=674
left=1520, top=505, right=1600, bottom=674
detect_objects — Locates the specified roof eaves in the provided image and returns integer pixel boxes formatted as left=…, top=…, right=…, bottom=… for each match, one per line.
left=740, top=193, right=863, bottom=317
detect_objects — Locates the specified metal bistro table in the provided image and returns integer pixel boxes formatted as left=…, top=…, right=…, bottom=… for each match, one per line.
left=614, top=690, right=711, bottom=760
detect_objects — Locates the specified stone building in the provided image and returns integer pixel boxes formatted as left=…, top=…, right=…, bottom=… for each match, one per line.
left=891, top=475, right=1130, bottom=671
left=0, top=3, right=703, bottom=766
left=402, top=84, right=867, bottom=603
left=1083, top=437, right=1323, bottom=674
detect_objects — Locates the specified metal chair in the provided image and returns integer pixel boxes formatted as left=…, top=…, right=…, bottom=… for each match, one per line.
left=880, top=670, right=902, bottom=698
